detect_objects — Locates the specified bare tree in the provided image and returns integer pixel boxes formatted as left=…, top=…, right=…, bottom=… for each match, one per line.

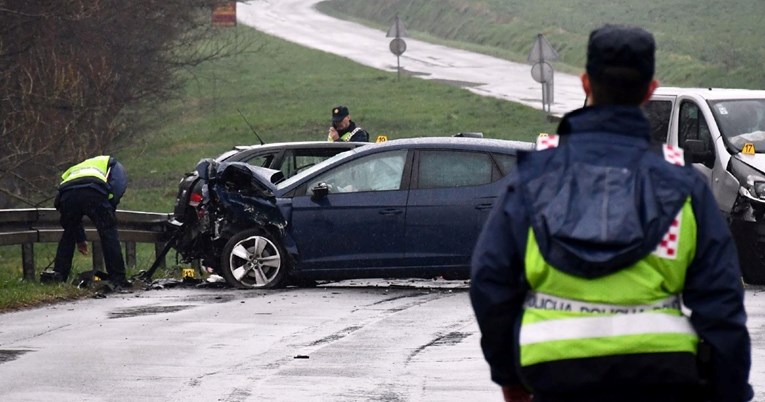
left=0, top=0, right=241, bottom=207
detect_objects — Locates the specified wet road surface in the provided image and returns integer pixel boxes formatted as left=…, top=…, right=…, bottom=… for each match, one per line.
left=1, top=281, right=764, bottom=401
left=0, top=281, right=502, bottom=402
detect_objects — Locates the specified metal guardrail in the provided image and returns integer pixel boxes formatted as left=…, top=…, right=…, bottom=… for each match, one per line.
left=0, top=208, right=172, bottom=281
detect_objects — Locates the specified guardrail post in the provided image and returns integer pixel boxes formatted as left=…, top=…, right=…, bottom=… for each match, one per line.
left=22, top=243, right=35, bottom=281
left=154, top=241, right=167, bottom=269
left=125, top=242, right=136, bottom=268
left=92, top=241, right=104, bottom=271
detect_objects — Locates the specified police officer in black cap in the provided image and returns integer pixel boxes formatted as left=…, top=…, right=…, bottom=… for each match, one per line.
left=327, top=105, right=369, bottom=142
left=470, top=24, right=752, bottom=402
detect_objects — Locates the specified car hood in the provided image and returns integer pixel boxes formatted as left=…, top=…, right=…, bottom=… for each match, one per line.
left=736, top=153, right=765, bottom=175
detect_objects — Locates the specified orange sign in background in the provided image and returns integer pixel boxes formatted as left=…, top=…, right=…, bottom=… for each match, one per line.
left=212, top=2, right=236, bottom=27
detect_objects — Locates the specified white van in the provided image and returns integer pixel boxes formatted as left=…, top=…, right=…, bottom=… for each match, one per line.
left=644, top=87, right=765, bottom=284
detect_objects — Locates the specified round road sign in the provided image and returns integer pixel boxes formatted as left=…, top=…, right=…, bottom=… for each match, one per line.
left=531, top=62, right=554, bottom=83
left=389, top=38, right=407, bottom=56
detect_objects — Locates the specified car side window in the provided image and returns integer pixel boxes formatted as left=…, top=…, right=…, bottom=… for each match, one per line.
left=307, top=150, right=407, bottom=194
left=300, top=148, right=346, bottom=169
left=242, top=153, right=275, bottom=168
left=677, top=101, right=714, bottom=168
left=281, top=150, right=339, bottom=178
left=678, top=101, right=714, bottom=167
left=417, top=150, right=493, bottom=189
left=643, top=100, right=673, bottom=143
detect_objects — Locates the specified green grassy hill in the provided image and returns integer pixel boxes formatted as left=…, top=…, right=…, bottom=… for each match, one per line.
left=319, top=0, right=765, bottom=89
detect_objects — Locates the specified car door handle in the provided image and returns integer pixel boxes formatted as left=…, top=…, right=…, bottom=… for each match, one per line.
left=475, top=203, right=494, bottom=210
left=379, top=208, right=403, bottom=216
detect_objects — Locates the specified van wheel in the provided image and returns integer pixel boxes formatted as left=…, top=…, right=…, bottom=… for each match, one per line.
left=220, top=228, right=288, bottom=288
left=730, top=220, right=765, bottom=285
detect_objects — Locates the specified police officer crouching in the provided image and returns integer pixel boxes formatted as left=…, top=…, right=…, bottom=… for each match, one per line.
left=470, top=25, right=753, bottom=402
left=41, top=155, right=130, bottom=291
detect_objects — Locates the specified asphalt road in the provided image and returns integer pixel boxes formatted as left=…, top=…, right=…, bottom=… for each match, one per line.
left=0, top=280, right=503, bottom=402
left=1, top=281, right=764, bottom=401
left=237, top=0, right=585, bottom=116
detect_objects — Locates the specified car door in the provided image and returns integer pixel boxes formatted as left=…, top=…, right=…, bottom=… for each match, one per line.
left=404, top=149, right=504, bottom=271
left=677, top=100, right=716, bottom=182
left=288, top=149, right=410, bottom=272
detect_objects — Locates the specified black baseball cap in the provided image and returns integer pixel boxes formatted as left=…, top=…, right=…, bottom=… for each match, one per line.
left=586, top=24, right=655, bottom=83
left=332, top=106, right=350, bottom=122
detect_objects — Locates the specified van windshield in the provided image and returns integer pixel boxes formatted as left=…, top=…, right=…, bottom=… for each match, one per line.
left=710, top=99, right=765, bottom=152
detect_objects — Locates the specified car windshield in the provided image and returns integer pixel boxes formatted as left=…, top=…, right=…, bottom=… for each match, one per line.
left=710, top=99, right=765, bottom=152
left=277, top=148, right=358, bottom=189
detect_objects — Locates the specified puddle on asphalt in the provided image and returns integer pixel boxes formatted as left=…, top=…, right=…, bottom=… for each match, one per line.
left=108, top=305, right=194, bottom=319
left=0, top=349, right=31, bottom=365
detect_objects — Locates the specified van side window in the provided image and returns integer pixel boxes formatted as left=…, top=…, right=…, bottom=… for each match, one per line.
left=643, top=100, right=673, bottom=143
left=679, top=101, right=715, bottom=168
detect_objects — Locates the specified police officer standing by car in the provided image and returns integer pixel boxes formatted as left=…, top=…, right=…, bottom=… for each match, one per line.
left=470, top=24, right=753, bottom=402
left=327, top=105, right=369, bottom=142
left=41, top=155, right=130, bottom=290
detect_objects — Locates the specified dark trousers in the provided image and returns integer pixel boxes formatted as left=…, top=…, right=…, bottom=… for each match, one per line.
left=54, top=188, right=126, bottom=282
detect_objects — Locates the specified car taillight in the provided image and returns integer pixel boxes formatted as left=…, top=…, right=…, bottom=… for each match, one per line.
left=189, top=192, right=203, bottom=207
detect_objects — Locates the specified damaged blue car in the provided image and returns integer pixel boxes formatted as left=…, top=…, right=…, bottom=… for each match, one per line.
left=170, top=137, right=534, bottom=288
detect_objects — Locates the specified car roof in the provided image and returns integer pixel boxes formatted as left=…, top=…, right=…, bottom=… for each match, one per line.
left=653, top=87, right=765, bottom=101
left=232, top=141, right=363, bottom=152
left=356, top=136, right=535, bottom=152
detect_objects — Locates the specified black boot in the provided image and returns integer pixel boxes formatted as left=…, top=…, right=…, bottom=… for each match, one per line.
left=40, top=271, right=66, bottom=284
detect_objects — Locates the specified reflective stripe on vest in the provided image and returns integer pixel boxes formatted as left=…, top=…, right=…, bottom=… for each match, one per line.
left=60, top=155, right=110, bottom=185
left=520, top=197, right=698, bottom=367
left=521, top=312, right=696, bottom=345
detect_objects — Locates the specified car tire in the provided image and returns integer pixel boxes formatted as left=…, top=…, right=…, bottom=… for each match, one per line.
left=220, top=228, right=288, bottom=288
left=729, top=219, right=765, bottom=285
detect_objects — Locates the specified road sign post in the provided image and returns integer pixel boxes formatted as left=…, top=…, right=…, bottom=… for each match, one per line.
left=389, top=38, right=407, bottom=81
left=527, top=34, right=559, bottom=113
left=386, top=14, right=408, bottom=81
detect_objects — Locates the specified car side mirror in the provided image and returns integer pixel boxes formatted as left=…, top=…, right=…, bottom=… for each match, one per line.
left=684, top=139, right=714, bottom=166
left=311, top=182, right=329, bottom=200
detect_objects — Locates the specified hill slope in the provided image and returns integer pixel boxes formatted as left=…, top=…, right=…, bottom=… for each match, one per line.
left=319, top=0, right=765, bottom=89
left=115, top=27, right=556, bottom=212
